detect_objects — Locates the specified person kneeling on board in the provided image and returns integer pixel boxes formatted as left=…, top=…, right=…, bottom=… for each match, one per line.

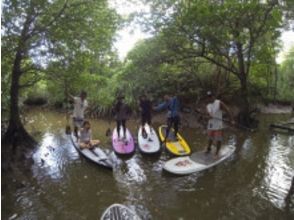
left=112, top=95, right=131, bottom=141
left=139, top=94, right=153, bottom=141
left=205, top=91, right=234, bottom=159
left=154, top=94, right=181, bottom=144
left=68, top=90, right=88, bottom=138
left=79, top=120, right=100, bottom=149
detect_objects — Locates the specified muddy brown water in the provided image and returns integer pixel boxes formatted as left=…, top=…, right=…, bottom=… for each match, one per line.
left=2, top=108, right=294, bottom=220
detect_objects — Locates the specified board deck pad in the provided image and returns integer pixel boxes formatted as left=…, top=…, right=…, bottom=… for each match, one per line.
left=163, top=145, right=236, bottom=175
left=70, top=134, right=113, bottom=169
left=191, top=152, right=218, bottom=165
left=138, top=124, right=160, bottom=154
left=101, top=204, right=141, bottom=220
left=158, top=125, right=191, bottom=156
left=161, top=127, right=177, bottom=141
left=112, top=127, right=135, bottom=154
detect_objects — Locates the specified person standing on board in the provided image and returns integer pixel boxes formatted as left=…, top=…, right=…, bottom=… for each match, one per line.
left=112, top=95, right=131, bottom=140
left=205, top=91, right=234, bottom=158
left=68, top=90, right=88, bottom=138
left=154, top=94, right=181, bottom=144
left=139, top=94, right=153, bottom=140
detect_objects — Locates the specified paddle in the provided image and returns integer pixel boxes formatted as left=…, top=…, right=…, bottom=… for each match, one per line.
left=65, top=81, right=71, bottom=135
left=105, top=110, right=111, bottom=137
left=194, top=109, right=254, bottom=132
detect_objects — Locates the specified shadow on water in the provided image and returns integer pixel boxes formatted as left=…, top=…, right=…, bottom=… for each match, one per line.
left=2, top=109, right=294, bottom=220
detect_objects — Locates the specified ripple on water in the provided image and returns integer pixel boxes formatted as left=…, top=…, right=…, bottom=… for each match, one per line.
left=257, top=134, right=294, bottom=209
left=32, top=132, right=78, bottom=181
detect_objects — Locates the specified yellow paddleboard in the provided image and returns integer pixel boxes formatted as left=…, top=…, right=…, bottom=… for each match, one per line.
left=158, top=125, right=191, bottom=156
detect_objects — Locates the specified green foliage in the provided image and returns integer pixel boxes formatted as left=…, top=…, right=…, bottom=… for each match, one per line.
left=1, top=0, right=121, bottom=115
left=1, top=0, right=293, bottom=120
left=277, top=46, right=294, bottom=102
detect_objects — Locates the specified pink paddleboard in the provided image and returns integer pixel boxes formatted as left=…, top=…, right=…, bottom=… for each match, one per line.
left=112, top=127, right=135, bottom=154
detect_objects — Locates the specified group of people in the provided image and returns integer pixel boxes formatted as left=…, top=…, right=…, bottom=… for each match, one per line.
left=68, top=90, right=234, bottom=158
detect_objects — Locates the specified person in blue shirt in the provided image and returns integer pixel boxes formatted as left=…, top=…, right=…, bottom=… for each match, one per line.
left=154, top=94, right=181, bottom=143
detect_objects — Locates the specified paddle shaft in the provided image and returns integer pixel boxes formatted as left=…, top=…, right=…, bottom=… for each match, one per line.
left=194, top=109, right=253, bottom=131
left=65, top=81, right=71, bottom=134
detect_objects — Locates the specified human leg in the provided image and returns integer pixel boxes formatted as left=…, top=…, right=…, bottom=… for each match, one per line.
left=73, top=117, right=83, bottom=138
left=164, top=117, right=172, bottom=142
left=141, top=115, right=147, bottom=138
left=122, top=120, right=126, bottom=138
left=214, top=130, right=223, bottom=157
left=91, top=139, right=100, bottom=146
left=116, top=120, right=121, bottom=138
left=79, top=142, right=88, bottom=149
left=173, top=116, right=180, bottom=137
left=147, top=114, right=152, bottom=134
left=205, top=130, right=214, bottom=153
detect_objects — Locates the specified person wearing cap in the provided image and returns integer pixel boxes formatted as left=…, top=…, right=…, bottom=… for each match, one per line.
left=154, top=94, right=181, bottom=143
left=205, top=91, right=234, bottom=158
left=112, top=95, right=131, bottom=140
left=139, top=94, right=153, bottom=141
left=68, top=90, right=88, bottom=138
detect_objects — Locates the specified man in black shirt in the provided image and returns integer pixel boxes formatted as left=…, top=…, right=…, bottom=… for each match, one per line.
left=139, top=94, right=152, bottom=140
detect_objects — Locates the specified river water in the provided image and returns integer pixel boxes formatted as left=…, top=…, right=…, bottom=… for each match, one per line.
left=2, top=109, right=294, bottom=220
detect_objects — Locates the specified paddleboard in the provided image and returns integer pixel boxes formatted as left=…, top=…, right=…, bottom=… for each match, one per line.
left=138, top=124, right=160, bottom=154
left=100, top=203, right=141, bottom=220
left=112, top=127, right=135, bottom=155
left=158, top=125, right=191, bottom=156
left=163, top=145, right=236, bottom=175
left=70, top=134, right=113, bottom=169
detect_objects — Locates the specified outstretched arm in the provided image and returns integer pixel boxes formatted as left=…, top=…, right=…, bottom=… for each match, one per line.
left=67, top=93, right=75, bottom=101
left=153, top=102, right=167, bottom=111
left=220, top=102, right=234, bottom=123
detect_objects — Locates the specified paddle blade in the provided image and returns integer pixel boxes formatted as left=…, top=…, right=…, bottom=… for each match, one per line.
left=65, top=125, right=71, bottom=135
left=106, top=128, right=111, bottom=136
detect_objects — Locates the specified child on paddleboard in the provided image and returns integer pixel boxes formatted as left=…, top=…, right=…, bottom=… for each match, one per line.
left=79, top=120, right=100, bottom=149
left=139, top=94, right=153, bottom=141
left=205, top=91, right=234, bottom=158
left=154, top=94, right=181, bottom=143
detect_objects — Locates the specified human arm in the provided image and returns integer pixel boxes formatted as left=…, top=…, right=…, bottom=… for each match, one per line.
left=206, top=105, right=213, bottom=119
left=67, top=93, right=75, bottom=101
left=220, top=101, right=235, bottom=124
left=153, top=101, right=167, bottom=111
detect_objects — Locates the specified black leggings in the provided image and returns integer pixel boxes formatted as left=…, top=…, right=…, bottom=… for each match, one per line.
left=141, top=114, right=151, bottom=126
left=165, top=116, right=180, bottom=140
left=116, top=120, right=126, bottom=137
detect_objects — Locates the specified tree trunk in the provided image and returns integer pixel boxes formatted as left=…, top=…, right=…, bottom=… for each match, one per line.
left=235, top=41, right=254, bottom=128
left=238, top=75, right=251, bottom=127
left=2, top=49, right=36, bottom=154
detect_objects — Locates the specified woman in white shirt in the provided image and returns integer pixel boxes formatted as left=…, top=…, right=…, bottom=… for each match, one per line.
left=79, top=120, right=100, bottom=149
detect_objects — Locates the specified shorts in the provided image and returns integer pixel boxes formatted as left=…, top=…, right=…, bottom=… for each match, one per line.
left=73, top=117, right=84, bottom=128
left=207, top=130, right=223, bottom=142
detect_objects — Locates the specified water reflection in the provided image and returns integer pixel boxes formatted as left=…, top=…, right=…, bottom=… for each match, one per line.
left=258, top=133, right=294, bottom=209
left=32, top=132, right=78, bottom=180
left=3, top=110, right=294, bottom=220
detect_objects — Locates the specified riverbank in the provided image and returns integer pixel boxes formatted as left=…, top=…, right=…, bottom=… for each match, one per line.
left=257, top=103, right=293, bottom=114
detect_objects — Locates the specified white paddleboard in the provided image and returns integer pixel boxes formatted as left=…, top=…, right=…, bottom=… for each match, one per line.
left=100, top=203, right=141, bottom=220
left=71, top=134, right=113, bottom=169
left=138, top=124, right=160, bottom=154
left=163, top=145, right=236, bottom=175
